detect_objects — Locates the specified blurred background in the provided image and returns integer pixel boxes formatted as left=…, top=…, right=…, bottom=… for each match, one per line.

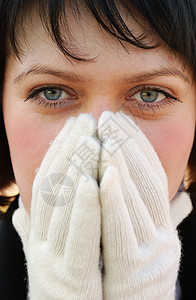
left=0, top=184, right=19, bottom=212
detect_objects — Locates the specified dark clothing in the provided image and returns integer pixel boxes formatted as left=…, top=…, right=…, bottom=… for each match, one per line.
left=0, top=197, right=27, bottom=300
left=178, top=210, right=196, bottom=300
left=0, top=196, right=195, bottom=300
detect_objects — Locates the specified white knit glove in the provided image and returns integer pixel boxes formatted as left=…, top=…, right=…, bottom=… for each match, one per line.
left=170, top=191, right=192, bottom=228
left=98, top=111, right=191, bottom=300
left=13, top=114, right=102, bottom=300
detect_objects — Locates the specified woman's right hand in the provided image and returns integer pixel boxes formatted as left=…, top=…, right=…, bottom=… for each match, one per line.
left=13, top=114, right=102, bottom=300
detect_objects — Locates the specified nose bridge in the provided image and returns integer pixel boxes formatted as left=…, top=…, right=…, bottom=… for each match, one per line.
left=86, top=94, right=119, bottom=119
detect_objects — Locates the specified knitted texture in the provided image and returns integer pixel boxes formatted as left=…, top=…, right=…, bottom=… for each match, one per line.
left=13, top=114, right=102, bottom=300
left=98, top=111, right=190, bottom=300
left=12, top=112, right=192, bottom=300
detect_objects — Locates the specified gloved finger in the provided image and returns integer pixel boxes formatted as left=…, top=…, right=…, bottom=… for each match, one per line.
left=100, top=134, right=170, bottom=229
left=100, top=139, right=156, bottom=243
left=98, top=111, right=167, bottom=186
left=116, top=111, right=166, bottom=180
left=12, top=206, right=30, bottom=253
left=117, top=138, right=171, bottom=228
left=99, top=112, right=170, bottom=228
left=63, top=174, right=101, bottom=274
left=47, top=135, right=100, bottom=254
left=98, top=110, right=138, bottom=145
left=100, top=166, right=139, bottom=266
left=31, top=114, right=97, bottom=241
left=34, top=113, right=97, bottom=188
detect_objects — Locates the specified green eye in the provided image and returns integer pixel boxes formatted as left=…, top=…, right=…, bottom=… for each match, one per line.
left=140, top=90, right=158, bottom=102
left=44, top=89, right=62, bottom=101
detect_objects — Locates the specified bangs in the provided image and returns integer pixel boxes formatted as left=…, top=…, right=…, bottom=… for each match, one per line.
left=2, top=0, right=159, bottom=61
left=1, top=0, right=196, bottom=69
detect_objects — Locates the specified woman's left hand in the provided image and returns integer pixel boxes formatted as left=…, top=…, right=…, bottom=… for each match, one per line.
left=98, top=112, right=182, bottom=300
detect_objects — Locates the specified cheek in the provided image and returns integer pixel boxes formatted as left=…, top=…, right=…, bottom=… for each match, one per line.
left=4, top=111, right=66, bottom=213
left=139, top=118, right=195, bottom=200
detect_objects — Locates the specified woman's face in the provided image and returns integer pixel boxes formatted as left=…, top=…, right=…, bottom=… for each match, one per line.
left=3, top=10, right=196, bottom=213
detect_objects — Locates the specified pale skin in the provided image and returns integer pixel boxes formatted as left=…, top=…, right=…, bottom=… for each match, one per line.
left=2, top=9, right=196, bottom=214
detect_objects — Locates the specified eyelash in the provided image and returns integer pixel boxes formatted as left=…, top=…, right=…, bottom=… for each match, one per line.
left=24, top=84, right=78, bottom=109
left=125, top=85, right=182, bottom=112
left=24, top=84, right=182, bottom=111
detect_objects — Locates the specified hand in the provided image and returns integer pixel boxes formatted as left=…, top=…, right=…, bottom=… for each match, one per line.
left=98, top=111, right=192, bottom=227
left=98, top=111, right=186, bottom=300
left=13, top=114, right=102, bottom=300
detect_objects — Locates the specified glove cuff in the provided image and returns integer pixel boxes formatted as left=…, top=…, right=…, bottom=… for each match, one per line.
left=170, top=191, right=193, bottom=228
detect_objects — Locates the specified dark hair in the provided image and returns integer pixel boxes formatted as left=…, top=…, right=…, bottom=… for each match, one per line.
left=0, top=0, right=195, bottom=205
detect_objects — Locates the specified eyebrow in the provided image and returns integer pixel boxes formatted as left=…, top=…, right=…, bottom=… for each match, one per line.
left=13, top=64, right=190, bottom=85
left=121, top=68, right=190, bottom=84
left=14, top=65, right=87, bottom=84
